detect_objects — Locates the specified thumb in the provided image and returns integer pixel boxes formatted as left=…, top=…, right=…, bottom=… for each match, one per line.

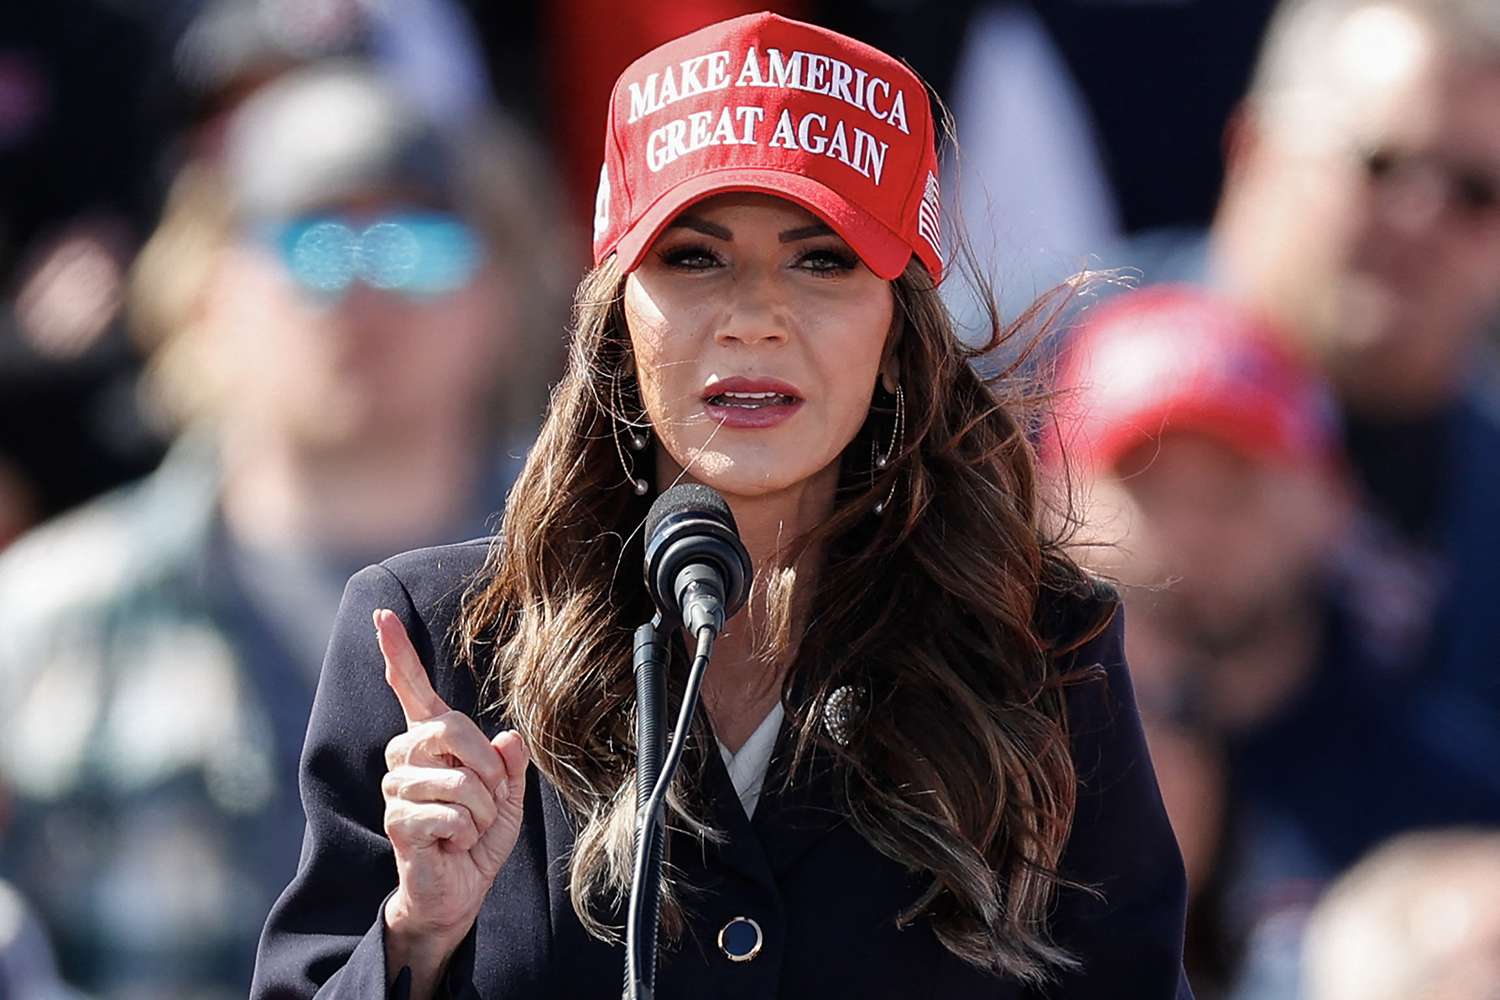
left=470, top=730, right=530, bottom=875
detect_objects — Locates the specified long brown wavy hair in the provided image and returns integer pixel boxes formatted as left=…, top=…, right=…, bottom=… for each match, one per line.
left=456, top=244, right=1114, bottom=982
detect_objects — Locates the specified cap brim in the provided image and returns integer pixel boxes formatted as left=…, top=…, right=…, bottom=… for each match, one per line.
left=610, top=168, right=914, bottom=281
left=1090, top=399, right=1321, bottom=473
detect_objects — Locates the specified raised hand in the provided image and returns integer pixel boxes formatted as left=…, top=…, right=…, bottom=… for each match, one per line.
left=374, top=608, right=529, bottom=990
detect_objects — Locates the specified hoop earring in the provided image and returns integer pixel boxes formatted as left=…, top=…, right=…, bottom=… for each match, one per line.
left=612, top=370, right=651, bottom=496
left=871, top=383, right=904, bottom=515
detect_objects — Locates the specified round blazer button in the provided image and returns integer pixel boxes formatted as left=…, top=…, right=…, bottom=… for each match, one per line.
left=718, top=916, right=763, bottom=962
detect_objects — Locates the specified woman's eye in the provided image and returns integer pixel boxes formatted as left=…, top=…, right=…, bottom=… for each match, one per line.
left=659, top=244, right=724, bottom=270
left=795, top=248, right=859, bottom=275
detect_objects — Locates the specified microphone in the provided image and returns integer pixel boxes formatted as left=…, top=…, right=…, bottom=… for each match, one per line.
left=643, top=483, right=752, bottom=637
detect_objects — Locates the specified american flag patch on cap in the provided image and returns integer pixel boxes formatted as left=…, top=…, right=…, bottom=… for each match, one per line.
left=917, top=171, right=941, bottom=259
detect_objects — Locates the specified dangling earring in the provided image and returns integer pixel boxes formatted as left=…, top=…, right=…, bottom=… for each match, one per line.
left=612, top=369, right=651, bottom=496
left=871, top=383, right=904, bottom=515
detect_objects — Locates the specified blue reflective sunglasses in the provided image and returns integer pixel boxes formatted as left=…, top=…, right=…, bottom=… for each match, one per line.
left=262, top=212, right=484, bottom=300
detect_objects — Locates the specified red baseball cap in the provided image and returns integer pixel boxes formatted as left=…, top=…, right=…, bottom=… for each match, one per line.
left=591, top=12, right=944, bottom=282
left=1047, top=286, right=1338, bottom=473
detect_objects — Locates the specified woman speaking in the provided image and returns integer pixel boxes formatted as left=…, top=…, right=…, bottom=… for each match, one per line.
left=251, top=13, right=1191, bottom=999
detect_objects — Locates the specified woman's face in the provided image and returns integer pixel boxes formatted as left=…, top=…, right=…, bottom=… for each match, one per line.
left=623, top=192, right=897, bottom=501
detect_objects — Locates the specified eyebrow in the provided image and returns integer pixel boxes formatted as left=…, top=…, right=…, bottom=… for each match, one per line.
left=662, top=215, right=837, bottom=243
left=664, top=215, right=732, bottom=240
left=778, top=222, right=834, bottom=242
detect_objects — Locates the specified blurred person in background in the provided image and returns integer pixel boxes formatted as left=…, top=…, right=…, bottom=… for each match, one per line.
left=0, top=0, right=500, bottom=558
left=0, top=2, right=172, bottom=551
left=0, top=63, right=570, bottom=999
left=1049, top=286, right=1345, bottom=996
left=1302, top=829, right=1500, bottom=1000
left=0, top=878, right=87, bottom=1000
left=1208, top=0, right=1500, bottom=720
left=1050, top=285, right=1500, bottom=997
left=1051, top=288, right=1348, bottom=741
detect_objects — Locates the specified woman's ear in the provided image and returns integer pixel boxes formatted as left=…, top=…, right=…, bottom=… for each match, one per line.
left=619, top=338, right=640, bottom=383
left=880, top=313, right=903, bottom=393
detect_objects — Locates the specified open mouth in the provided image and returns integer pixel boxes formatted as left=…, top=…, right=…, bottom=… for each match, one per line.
left=700, top=378, right=804, bottom=427
left=704, top=390, right=800, bottom=408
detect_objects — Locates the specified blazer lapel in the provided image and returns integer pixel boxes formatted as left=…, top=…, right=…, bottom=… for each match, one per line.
left=675, top=734, right=777, bottom=888
left=674, top=705, right=852, bottom=884
left=752, top=731, right=849, bottom=876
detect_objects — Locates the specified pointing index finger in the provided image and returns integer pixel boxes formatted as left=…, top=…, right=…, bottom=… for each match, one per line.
left=374, top=608, right=447, bottom=725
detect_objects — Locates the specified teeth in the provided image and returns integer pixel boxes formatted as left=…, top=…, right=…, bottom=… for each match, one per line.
left=709, top=391, right=794, bottom=407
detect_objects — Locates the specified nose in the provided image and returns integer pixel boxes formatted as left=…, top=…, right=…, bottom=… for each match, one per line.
left=713, top=274, right=791, bottom=347
left=337, top=279, right=391, bottom=317
left=327, top=279, right=414, bottom=340
left=1376, top=161, right=1450, bottom=236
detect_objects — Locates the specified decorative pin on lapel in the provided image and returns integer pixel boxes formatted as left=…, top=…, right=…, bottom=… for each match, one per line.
left=822, top=684, right=867, bottom=747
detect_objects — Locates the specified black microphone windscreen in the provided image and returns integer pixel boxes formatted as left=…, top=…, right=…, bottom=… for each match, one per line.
left=644, top=483, right=736, bottom=542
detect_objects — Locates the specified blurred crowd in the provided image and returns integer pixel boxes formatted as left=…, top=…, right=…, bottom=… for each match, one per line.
left=1, top=1, right=1497, bottom=998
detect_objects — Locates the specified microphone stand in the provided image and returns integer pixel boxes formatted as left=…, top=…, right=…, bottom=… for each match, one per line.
left=626, top=616, right=667, bottom=1000
left=624, top=617, right=719, bottom=1000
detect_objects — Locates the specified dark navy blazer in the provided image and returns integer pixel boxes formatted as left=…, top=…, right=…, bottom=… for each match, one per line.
left=250, top=540, right=1193, bottom=999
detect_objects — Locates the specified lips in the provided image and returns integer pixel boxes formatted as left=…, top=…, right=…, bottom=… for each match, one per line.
left=702, top=377, right=805, bottom=408
left=701, top=376, right=804, bottom=429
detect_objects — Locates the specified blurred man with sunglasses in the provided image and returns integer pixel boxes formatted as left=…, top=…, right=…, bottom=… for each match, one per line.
left=1217, top=0, right=1500, bottom=424
left=0, top=64, right=570, bottom=999
left=1211, top=0, right=1500, bottom=733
